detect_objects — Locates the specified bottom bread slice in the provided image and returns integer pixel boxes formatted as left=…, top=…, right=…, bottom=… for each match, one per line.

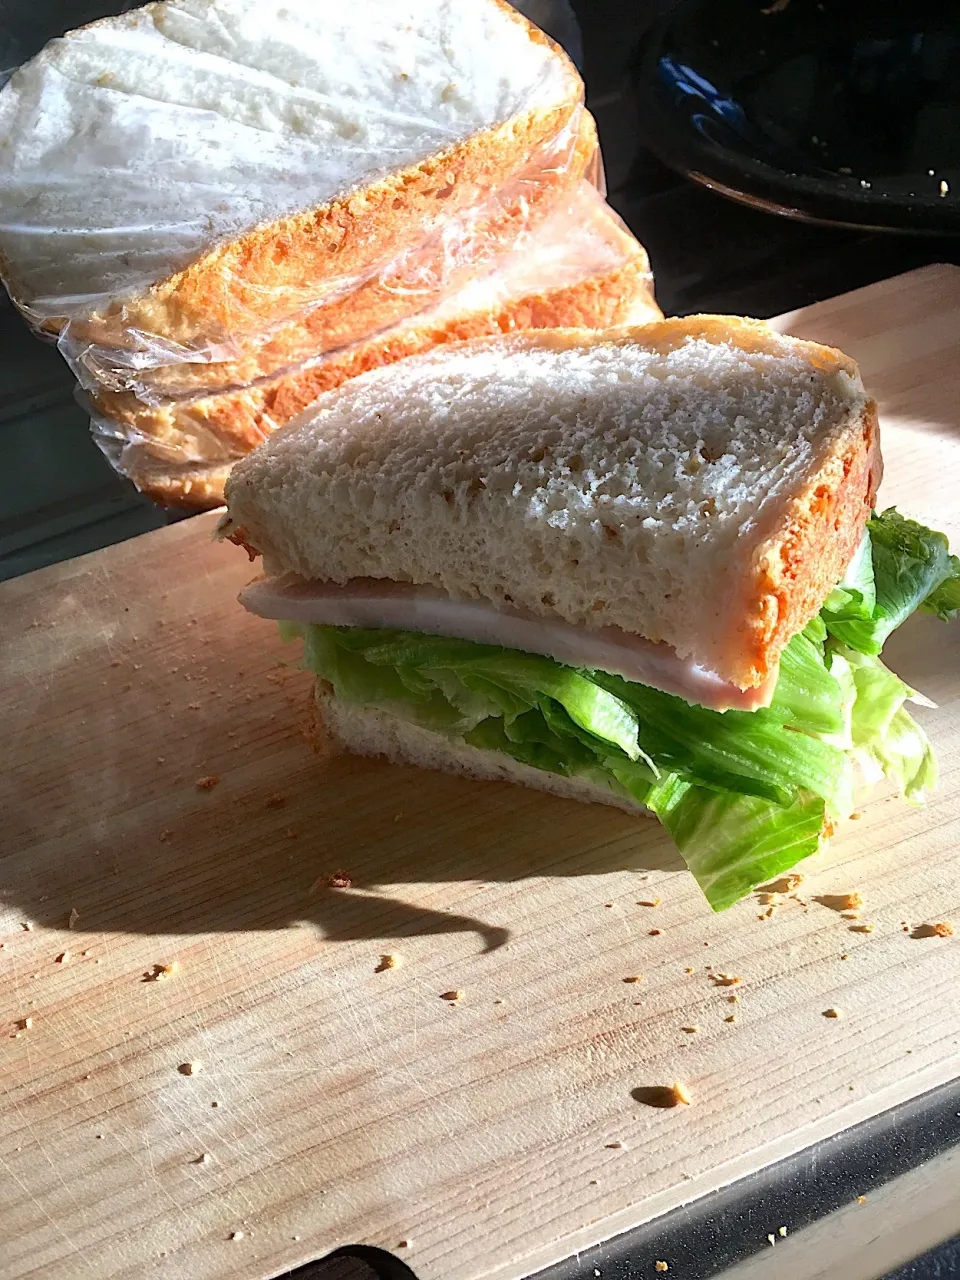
left=317, top=688, right=649, bottom=817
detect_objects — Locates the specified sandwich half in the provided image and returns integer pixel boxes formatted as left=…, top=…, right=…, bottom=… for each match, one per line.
left=222, top=320, right=960, bottom=910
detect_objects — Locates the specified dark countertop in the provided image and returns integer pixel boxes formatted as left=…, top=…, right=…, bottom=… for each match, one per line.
left=2, top=2, right=959, bottom=1278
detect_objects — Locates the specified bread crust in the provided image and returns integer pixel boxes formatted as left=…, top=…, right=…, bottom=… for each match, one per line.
left=96, top=216, right=659, bottom=469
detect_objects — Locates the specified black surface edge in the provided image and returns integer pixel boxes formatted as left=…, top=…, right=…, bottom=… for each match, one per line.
left=527, top=1075, right=960, bottom=1280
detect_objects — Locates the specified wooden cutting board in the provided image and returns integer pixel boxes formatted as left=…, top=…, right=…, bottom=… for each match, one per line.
left=2, top=265, right=959, bottom=1280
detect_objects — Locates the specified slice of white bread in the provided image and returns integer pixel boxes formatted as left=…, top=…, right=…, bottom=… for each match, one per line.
left=92, top=186, right=661, bottom=508
left=225, top=319, right=881, bottom=690
left=0, top=0, right=587, bottom=353
left=315, top=687, right=647, bottom=815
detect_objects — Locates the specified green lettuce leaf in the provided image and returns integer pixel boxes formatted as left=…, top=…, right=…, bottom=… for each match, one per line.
left=823, top=510, right=960, bottom=652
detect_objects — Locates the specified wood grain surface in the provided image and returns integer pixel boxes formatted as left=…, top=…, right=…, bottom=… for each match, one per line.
left=2, top=265, right=959, bottom=1280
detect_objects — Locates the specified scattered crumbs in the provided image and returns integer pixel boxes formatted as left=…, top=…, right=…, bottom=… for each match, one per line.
left=758, top=891, right=781, bottom=907
left=229, top=1231, right=244, bottom=1242
left=196, top=775, right=220, bottom=791
left=767, top=1234, right=776, bottom=1246
left=159, top=829, right=174, bottom=843
left=637, top=898, right=661, bottom=908
left=649, top=928, right=662, bottom=937
left=376, top=954, right=401, bottom=973
left=622, top=975, right=643, bottom=984
left=711, top=973, right=742, bottom=987
left=860, top=179, right=872, bottom=189
left=440, top=990, right=463, bottom=1004
left=815, top=892, right=863, bottom=913
left=849, top=923, right=875, bottom=934
left=68, top=909, right=80, bottom=929
left=684, top=967, right=695, bottom=974
left=264, top=793, right=287, bottom=809
left=725, top=1014, right=737, bottom=1023
left=857, top=1195, right=867, bottom=1205
left=823, top=1007, right=842, bottom=1019
left=779, top=1226, right=788, bottom=1237
left=178, top=1061, right=201, bottom=1076
left=911, top=921, right=954, bottom=939
left=941, top=180, right=950, bottom=197
left=145, top=961, right=180, bottom=982
left=20, top=922, right=33, bottom=932
left=56, top=952, right=70, bottom=965
left=655, top=1262, right=669, bottom=1272
left=193, top=1153, right=211, bottom=1164
left=727, top=994, right=740, bottom=1004
left=681, top=1026, right=699, bottom=1034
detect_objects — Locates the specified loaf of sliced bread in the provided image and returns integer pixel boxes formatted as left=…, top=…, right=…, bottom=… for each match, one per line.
left=225, top=318, right=881, bottom=690
left=93, top=185, right=661, bottom=507
left=0, top=0, right=588, bottom=356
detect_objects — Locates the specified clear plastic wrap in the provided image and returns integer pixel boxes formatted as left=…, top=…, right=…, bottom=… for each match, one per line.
left=86, top=181, right=660, bottom=508
left=0, top=0, right=649, bottom=511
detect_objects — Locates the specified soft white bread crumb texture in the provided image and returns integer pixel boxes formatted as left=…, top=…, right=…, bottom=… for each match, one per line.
left=226, top=317, right=879, bottom=689
left=0, top=0, right=572, bottom=312
left=317, top=688, right=647, bottom=815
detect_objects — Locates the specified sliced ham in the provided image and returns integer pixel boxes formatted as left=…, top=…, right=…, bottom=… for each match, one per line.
left=239, top=574, right=777, bottom=713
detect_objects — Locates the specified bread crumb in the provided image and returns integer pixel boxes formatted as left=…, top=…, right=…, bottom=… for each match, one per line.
left=823, top=1007, right=842, bottom=1019
left=397, top=1239, right=411, bottom=1248
left=18, top=1017, right=33, bottom=1031
left=767, top=1234, right=776, bottom=1246
left=158, top=829, right=173, bottom=843
left=779, top=1226, right=787, bottom=1237
left=178, top=1061, right=201, bottom=1075
left=21, top=921, right=33, bottom=931
left=56, top=952, right=69, bottom=965
left=376, top=954, right=401, bottom=972
left=146, top=961, right=179, bottom=982
left=606, top=1140, right=624, bottom=1149
left=849, top=923, right=875, bottom=934
left=655, top=1262, right=669, bottom=1272
left=68, top=909, right=80, bottom=929
left=816, top=892, right=863, bottom=913
left=196, top=775, right=220, bottom=791
left=440, top=990, right=463, bottom=1003
left=911, top=921, right=954, bottom=939
left=637, top=898, right=661, bottom=908
left=264, top=794, right=287, bottom=809
left=229, top=1231, right=244, bottom=1241
left=712, top=973, right=742, bottom=987
left=683, top=967, right=695, bottom=974
left=857, top=1195, right=867, bottom=1204
left=622, top=975, right=643, bottom=984
left=725, top=1014, right=736, bottom=1022
left=681, top=1026, right=699, bottom=1034
left=762, top=874, right=803, bottom=894
left=649, top=928, right=662, bottom=936
left=318, top=870, right=352, bottom=890
left=941, top=179, right=950, bottom=196
left=727, top=994, right=740, bottom=1003
left=193, top=1153, right=211, bottom=1164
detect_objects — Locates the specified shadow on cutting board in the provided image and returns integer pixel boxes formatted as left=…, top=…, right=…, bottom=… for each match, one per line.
left=3, top=652, right=686, bottom=948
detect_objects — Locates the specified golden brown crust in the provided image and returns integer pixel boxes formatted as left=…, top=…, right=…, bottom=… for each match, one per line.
left=95, top=243, right=659, bottom=463
left=66, top=101, right=590, bottom=354
left=745, top=399, right=881, bottom=685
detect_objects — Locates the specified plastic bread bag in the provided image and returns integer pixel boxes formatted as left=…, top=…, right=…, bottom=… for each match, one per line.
left=0, top=0, right=597, bottom=396
left=86, top=182, right=661, bottom=510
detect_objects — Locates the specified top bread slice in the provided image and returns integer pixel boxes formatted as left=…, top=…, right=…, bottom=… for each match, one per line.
left=225, top=319, right=881, bottom=691
left=0, top=0, right=585, bottom=352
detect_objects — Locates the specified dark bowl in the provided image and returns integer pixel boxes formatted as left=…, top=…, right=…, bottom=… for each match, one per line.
left=629, top=0, right=960, bottom=234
